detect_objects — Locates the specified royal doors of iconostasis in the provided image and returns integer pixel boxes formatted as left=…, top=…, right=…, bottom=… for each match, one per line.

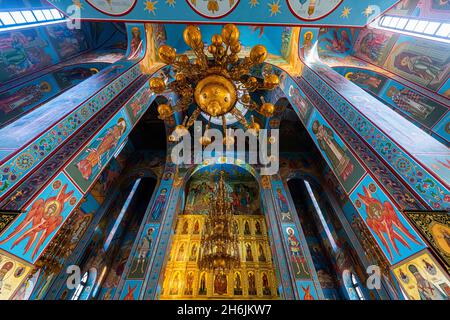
left=152, top=163, right=323, bottom=300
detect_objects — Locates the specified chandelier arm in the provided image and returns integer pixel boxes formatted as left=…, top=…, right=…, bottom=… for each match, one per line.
left=186, top=108, right=201, bottom=128
left=230, top=108, right=249, bottom=128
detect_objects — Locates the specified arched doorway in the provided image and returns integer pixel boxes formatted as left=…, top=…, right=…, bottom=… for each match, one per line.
left=160, top=164, right=279, bottom=299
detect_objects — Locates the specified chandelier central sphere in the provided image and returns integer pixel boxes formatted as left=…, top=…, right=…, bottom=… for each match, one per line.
left=194, top=75, right=237, bottom=117
left=148, top=24, right=280, bottom=144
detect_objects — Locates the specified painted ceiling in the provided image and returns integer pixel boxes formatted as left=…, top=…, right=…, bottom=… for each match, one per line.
left=48, top=0, right=399, bottom=27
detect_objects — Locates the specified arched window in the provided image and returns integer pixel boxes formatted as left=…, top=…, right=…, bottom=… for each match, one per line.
left=71, top=272, right=88, bottom=300
left=343, top=270, right=365, bottom=300
left=351, top=273, right=365, bottom=300
left=71, top=268, right=97, bottom=300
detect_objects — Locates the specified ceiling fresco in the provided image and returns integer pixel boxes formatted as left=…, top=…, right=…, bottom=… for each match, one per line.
left=48, top=0, right=400, bottom=26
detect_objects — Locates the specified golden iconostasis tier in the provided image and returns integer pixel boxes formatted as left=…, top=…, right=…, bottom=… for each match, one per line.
left=160, top=214, right=278, bottom=299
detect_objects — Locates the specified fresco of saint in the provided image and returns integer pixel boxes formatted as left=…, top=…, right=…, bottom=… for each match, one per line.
left=214, top=272, right=227, bottom=295
left=312, top=120, right=353, bottom=182
left=76, top=118, right=127, bottom=180
left=286, top=227, right=310, bottom=279
left=150, top=188, right=167, bottom=221
left=386, top=86, right=436, bottom=120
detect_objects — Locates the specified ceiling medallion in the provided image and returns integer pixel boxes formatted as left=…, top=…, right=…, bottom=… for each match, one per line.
left=148, top=24, right=280, bottom=147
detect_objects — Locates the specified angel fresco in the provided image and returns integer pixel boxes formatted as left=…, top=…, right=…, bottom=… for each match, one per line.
left=357, top=186, right=422, bottom=261
left=76, top=118, right=127, bottom=180
left=0, top=184, right=74, bottom=261
left=320, top=29, right=352, bottom=54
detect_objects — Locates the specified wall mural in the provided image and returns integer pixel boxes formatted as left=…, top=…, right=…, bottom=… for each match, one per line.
left=334, top=66, right=449, bottom=143
left=384, top=36, right=450, bottom=92
left=0, top=251, right=32, bottom=300
left=65, top=109, right=132, bottom=193
left=0, top=172, right=82, bottom=264
left=0, top=63, right=107, bottom=127
left=317, top=28, right=354, bottom=58
left=124, top=82, right=153, bottom=124
left=184, top=166, right=260, bottom=215
left=288, top=0, right=343, bottom=21
left=392, top=250, right=450, bottom=300
left=127, top=223, right=159, bottom=280
left=387, top=0, right=449, bottom=20
left=349, top=175, right=426, bottom=264
left=0, top=29, right=53, bottom=84
left=49, top=0, right=400, bottom=27
left=0, top=63, right=142, bottom=199
left=307, top=109, right=365, bottom=194
left=86, top=0, right=138, bottom=16
left=301, top=64, right=450, bottom=211
left=404, top=211, right=450, bottom=270
left=186, top=0, right=240, bottom=18
left=353, top=28, right=396, bottom=66
left=126, top=24, right=146, bottom=60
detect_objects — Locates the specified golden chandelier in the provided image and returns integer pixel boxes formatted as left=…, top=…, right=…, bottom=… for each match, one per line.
left=198, top=171, right=240, bottom=271
left=148, top=24, right=280, bottom=146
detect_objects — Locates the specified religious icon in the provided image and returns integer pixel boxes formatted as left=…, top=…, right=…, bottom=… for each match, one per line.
left=276, top=188, right=290, bottom=215
left=170, top=273, right=180, bottom=295
left=386, top=86, right=436, bottom=120
left=0, top=262, right=13, bottom=295
left=321, top=29, right=351, bottom=54
left=255, top=221, right=262, bottom=235
left=393, top=252, right=450, bottom=300
left=76, top=118, right=127, bottom=180
left=357, top=186, right=422, bottom=261
left=189, top=244, right=198, bottom=262
left=129, top=27, right=143, bottom=60
left=184, top=272, right=194, bottom=295
left=150, top=188, right=167, bottom=221
left=246, top=243, right=253, bottom=262
left=198, top=273, right=207, bottom=295
left=408, top=264, right=447, bottom=300
left=193, top=220, right=200, bottom=234
left=0, top=81, right=51, bottom=114
left=286, top=227, right=310, bottom=278
left=345, top=71, right=385, bottom=93
left=182, top=221, right=189, bottom=234
left=311, top=120, right=354, bottom=182
left=0, top=183, right=75, bottom=261
left=404, top=210, right=450, bottom=268
left=234, top=272, right=243, bottom=295
left=258, top=244, right=266, bottom=262
left=233, top=220, right=239, bottom=234
left=244, top=221, right=251, bottom=235
left=248, top=272, right=257, bottom=295
left=130, top=227, right=154, bottom=276
left=262, top=273, right=271, bottom=295
left=214, top=272, right=227, bottom=295
left=394, top=52, right=445, bottom=83
left=176, top=244, right=185, bottom=261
